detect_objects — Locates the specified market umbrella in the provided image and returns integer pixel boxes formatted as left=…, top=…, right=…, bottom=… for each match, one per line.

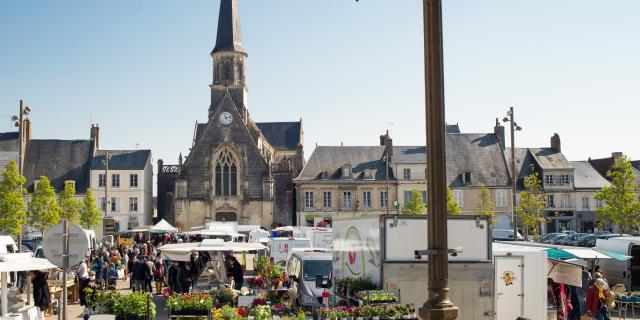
left=0, top=253, right=58, bottom=317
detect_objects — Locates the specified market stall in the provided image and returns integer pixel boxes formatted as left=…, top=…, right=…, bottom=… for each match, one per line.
left=0, top=252, right=57, bottom=319
left=148, top=219, right=178, bottom=233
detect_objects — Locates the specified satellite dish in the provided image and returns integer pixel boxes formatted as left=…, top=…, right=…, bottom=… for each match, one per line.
left=43, top=222, right=89, bottom=268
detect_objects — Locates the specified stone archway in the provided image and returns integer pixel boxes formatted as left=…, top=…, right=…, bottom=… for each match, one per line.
left=216, top=212, right=237, bottom=222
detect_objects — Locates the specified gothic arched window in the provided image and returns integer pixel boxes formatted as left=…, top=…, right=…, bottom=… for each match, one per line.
left=215, top=149, right=238, bottom=196
left=223, top=62, right=232, bottom=81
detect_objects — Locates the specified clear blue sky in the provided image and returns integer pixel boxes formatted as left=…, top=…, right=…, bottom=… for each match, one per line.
left=1, top=0, right=639, bottom=166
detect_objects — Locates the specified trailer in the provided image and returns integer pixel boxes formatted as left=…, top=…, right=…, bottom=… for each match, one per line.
left=294, top=227, right=333, bottom=249
left=333, top=215, right=494, bottom=320
left=596, top=237, right=640, bottom=290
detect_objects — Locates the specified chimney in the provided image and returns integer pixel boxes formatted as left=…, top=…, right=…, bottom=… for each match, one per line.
left=23, top=118, right=32, bottom=142
left=494, top=118, right=505, bottom=150
left=550, top=133, right=561, bottom=153
left=612, top=152, right=623, bottom=160
left=90, top=124, right=100, bottom=153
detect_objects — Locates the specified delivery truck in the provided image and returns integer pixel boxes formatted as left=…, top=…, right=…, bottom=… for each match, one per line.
left=294, top=227, right=333, bottom=249
left=596, top=237, right=640, bottom=290
left=333, top=215, right=495, bottom=320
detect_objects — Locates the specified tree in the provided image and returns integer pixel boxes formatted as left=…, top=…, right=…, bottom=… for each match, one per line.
left=476, top=184, right=495, bottom=225
left=27, top=176, right=60, bottom=236
left=447, top=186, right=461, bottom=215
left=0, top=161, right=27, bottom=237
left=59, top=181, right=80, bottom=223
left=401, top=189, right=427, bottom=215
left=595, top=156, right=640, bottom=234
left=79, top=189, right=102, bottom=229
left=515, top=168, right=547, bottom=237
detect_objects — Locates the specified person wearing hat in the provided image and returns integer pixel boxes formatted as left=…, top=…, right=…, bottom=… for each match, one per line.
left=586, top=278, right=610, bottom=320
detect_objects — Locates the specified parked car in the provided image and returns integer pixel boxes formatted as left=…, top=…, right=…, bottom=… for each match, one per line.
left=575, top=235, right=597, bottom=247
left=542, top=234, right=566, bottom=244
left=539, top=233, right=563, bottom=243
left=549, top=234, right=569, bottom=245
left=568, top=233, right=592, bottom=246
left=559, top=233, right=587, bottom=246
left=492, top=229, right=524, bottom=241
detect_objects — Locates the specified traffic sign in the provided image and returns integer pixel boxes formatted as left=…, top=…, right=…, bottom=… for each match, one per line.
left=43, top=221, right=89, bottom=267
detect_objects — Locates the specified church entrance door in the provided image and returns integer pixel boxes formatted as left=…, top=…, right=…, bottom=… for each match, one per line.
left=216, top=212, right=237, bottom=222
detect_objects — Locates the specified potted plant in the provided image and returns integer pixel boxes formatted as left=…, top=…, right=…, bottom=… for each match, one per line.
left=251, top=305, right=273, bottom=320
left=166, top=293, right=213, bottom=316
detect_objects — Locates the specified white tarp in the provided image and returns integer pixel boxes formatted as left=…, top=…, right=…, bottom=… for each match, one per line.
left=182, top=230, right=244, bottom=238
left=0, top=253, right=58, bottom=272
left=148, top=219, right=178, bottom=233
left=159, top=240, right=266, bottom=261
left=548, top=260, right=582, bottom=287
left=563, top=248, right=615, bottom=260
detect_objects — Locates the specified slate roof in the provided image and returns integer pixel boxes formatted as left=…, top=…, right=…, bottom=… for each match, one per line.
left=446, top=133, right=511, bottom=187
left=632, top=160, right=640, bottom=172
left=256, top=122, right=301, bottom=151
left=528, top=148, right=572, bottom=169
left=570, top=161, right=610, bottom=189
left=295, top=146, right=390, bottom=181
left=393, top=146, right=426, bottom=164
left=23, top=140, right=92, bottom=193
left=589, top=156, right=640, bottom=186
left=195, top=123, right=207, bottom=142
left=211, top=0, right=245, bottom=54
left=0, top=132, right=19, bottom=180
left=91, top=150, right=151, bottom=170
left=446, top=123, right=461, bottom=134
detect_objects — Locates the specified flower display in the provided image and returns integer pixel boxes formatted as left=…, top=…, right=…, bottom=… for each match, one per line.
left=166, top=293, right=213, bottom=315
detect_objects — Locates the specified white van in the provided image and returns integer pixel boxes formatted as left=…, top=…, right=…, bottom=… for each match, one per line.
left=0, top=236, right=18, bottom=254
left=269, top=238, right=312, bottom=264
left=596, top=237, right=640, bottom=290
left=286, top=250, right=332, bottom=308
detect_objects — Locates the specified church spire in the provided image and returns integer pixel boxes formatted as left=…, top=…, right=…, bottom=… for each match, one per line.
left=211, top=0, right=245, bottom=54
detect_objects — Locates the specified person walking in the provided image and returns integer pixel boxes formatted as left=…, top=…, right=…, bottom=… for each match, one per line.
left=31, top=271, right=50, bottom=320
left=146, top=256, right=155, bottom=293
left=77, top=259, right=90, bottom=306
left=92, top=254, right=103, bottom=288
left=128, top=254, right=137, bottom=290
left=168, top=262, right=180, bottom=294
left=133, top=257, right=149, bottom=292
left=586, top=278, right=610, bottom=320
left=154, top=257, right=165, bottom=295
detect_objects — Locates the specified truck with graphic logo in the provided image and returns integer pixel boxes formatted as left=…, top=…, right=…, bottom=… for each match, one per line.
left=332, top=215, right=496, bottom=319
left=269, top=237, right=312, bottom=264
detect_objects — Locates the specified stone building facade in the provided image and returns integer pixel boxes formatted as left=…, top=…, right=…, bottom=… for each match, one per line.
left=157, top=0, right=304, bottom=230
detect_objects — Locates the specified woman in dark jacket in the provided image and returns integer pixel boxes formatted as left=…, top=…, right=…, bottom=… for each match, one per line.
left=31, top=271, right=50, bottom=320
left=178, top=262, right=193, bottom=294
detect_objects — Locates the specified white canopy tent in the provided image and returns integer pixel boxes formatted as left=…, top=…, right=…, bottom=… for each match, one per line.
left=159, top=239, right=266, bottom=262
left=148, top=219, right=178, bottom=233
left=182, top=230, right=245, bottom=239
left=0, top=253, right=58, bottom=317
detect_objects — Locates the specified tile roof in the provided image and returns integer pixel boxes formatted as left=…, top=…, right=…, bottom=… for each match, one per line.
left=295, top=146, right=389, bottom=181
left=23, top=140, right=92, bottom=193
left=91, top=150, right=151, bottom=170
left=0, top=132, right=19, bottom=180
left=589, top=156, right=640, bottom=186
left=570, top=161, right=610, bottom=189
left=256, top=122, right=301, bottom=151
left=446, top=133, right=511, bottom=187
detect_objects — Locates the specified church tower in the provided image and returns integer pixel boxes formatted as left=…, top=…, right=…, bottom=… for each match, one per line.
left=209, top=0, right=249, bottom=122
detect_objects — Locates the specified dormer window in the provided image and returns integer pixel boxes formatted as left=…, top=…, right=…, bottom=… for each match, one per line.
left=462, top=172, right=472, bottom=184
left=321, top=171, right=329, bottom=179
left=363, top=169, right=373, bottom=180
left=342, top=165, right=352, bottom=179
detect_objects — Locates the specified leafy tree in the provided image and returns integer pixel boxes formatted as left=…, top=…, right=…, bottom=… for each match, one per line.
left=0, top=161, right=27, bottom=237
left=476, top=184, right=495, bottom=225
left=79, top=189, right=102, bottom=229
left=27, top=176, right=60, bottom=236
left=59, top=181, right=81, bottom=223
left=595, top=156, right=640, bottom=234
left=447, top=186, right=461, bottom=215
left=515, top=168, right=547, bottom=237
left=401, top=189, right=427, bottom=215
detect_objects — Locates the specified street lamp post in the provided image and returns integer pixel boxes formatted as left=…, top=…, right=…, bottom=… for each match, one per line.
left=11, top=99, right=31, bottom=251
left=503, top=107, right=522, bottom=240
left=102, top=152, right=112, bottom=237
left=420, top=0, right=458, bottom=319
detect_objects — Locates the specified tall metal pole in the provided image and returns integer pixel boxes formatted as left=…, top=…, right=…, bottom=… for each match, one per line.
left=103, top=152, right=110, bottom=238
left=419, top=0, right=458, bottom=319
left=62, top=219, right=69, bottom=320
left=17, top=100, right=24, bottom=254
left=510, top=107, right=518, bottom=240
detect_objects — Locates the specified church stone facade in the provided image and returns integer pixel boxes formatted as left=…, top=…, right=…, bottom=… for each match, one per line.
left=157, top=0, right=304, bottom=230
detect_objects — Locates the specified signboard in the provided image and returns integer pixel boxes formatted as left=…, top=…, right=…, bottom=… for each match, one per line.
left=332, top=217, right=382, bottom=286
left=103, top=218, right=116, bottom=237
left=547, top=260, right=582, bottom=287
left=43, top=222, right=89, bottom=267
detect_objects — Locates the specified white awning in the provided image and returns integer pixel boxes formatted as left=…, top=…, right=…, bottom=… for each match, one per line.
left=158, top=240, right=266, bottom=261
left=562, top=248, right=616, bottom=260
left=0, top=253, right=58, bottom=272
left=148, top=219, right=178, bottom=233
left=182, top=230, right=244, bottom=238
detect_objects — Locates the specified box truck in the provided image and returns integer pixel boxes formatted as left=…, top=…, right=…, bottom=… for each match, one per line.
left=333, top=215, right=495, bottom=320
left=596, top=237, right=640, bottom=290
left=492, top=242, right=548, bottom=320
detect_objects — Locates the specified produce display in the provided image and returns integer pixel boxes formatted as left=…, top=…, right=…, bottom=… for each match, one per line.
left=84, top=287, right=157, bottom=320
left=320, top=304, right=417, bottom=320
left=355, top=291, right=398, bottom=304
left=334, top=277, right=377, bottom=297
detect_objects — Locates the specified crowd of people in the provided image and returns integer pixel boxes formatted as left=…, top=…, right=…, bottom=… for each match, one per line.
left=548, top=266, right=614, bottom=320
